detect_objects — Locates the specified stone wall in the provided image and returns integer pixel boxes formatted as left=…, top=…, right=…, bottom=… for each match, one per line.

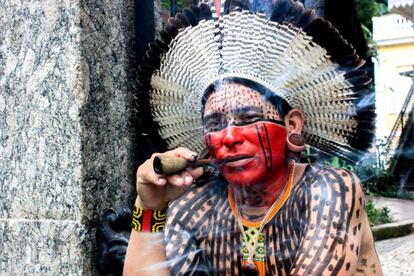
left=0, top=0, right=136, bottom=274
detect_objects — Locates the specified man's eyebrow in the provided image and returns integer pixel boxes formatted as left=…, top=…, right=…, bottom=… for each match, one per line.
left=203, top=106, right=263, bottom=121
left=232, top=106, right=262, bottom=114
left=203, top=112, right=223, bottom=122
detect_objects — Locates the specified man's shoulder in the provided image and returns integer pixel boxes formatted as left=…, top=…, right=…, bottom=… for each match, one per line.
left=304, top=164, right=360, bottom=187
left=296, top=164, right=364, bottom=203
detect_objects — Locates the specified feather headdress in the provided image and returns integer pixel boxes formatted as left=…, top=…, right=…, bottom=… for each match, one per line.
left=135, top=0, right=375, bottom=161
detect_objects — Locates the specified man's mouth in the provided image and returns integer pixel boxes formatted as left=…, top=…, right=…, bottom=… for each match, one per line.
left=219, top=154, right=255, bottom=167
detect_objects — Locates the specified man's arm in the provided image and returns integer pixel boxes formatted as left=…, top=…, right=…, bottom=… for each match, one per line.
left=355, top=210, right=382, bottom=275
left=123, top=148, right=203, bottom=275
left=290, top=168, right=380, bottom=275
left=123, top=222, right=170, bottom=275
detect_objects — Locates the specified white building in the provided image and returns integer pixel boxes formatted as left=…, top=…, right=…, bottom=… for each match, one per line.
left=372, top=4, right=414, bottom=161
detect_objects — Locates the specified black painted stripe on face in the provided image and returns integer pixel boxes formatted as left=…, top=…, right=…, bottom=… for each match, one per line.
left=255, top=124, right=270, bottom=176
left=258, top=124, right=272, bottom=176
left=205, top=134, right=216, bottom=159
left=262, top=123, right=273, bottom=174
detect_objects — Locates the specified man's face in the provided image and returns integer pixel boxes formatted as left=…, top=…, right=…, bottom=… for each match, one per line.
left=203, top=83, right=288, bottom=186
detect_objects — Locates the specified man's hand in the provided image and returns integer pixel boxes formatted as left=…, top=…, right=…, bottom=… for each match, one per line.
left=135, top=147, right=204, bottom=210
left=124, top=148, right=204, bottom=276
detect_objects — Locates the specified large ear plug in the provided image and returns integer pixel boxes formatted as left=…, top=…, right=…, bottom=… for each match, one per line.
left=287, top=133, right=306, bottom=153
left=287, top=133, right=306, bottom=162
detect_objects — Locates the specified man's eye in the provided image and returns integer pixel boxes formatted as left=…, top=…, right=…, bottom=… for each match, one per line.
left=245, top=114, right=259, bottom=120
left=241, top=113, right=262, bottom=122
left=205, top=121, right=224, bottom=132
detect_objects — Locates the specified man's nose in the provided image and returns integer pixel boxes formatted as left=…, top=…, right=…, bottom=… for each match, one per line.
left=222, top=126, right=244, bottom=147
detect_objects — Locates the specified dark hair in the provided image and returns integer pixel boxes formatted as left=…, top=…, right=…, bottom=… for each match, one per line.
left=201, top=77, right=292, bottom=117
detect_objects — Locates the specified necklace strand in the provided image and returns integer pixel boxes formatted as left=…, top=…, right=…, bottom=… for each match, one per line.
left=233, top=160, right=296, bottom=265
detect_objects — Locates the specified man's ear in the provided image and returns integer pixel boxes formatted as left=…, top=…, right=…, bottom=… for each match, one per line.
left=284, top=108, right=304, bottom=134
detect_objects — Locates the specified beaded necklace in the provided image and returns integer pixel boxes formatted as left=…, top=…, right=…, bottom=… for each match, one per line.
left=228, top=160, right=295, bottom=276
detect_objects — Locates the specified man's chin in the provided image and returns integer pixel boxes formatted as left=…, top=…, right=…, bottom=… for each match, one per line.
left=222, top=172, right=264, bottom=187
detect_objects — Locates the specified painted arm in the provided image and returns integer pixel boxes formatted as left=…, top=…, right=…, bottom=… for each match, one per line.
left=290, top=168, right=381, bottom=275
left=123, top=148, right=203, bottom=275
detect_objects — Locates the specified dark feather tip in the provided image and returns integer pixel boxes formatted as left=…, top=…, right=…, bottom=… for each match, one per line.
left=283, top=1, right=305, bottom=23
left=199, top=3, right=212, bottom=21
left=336, top=55, right=365, bottom=70
left=148, top=42, right=163, bottom=56
left=270, top=0, right=291, bottom=23
left=168, top=17, right=184, bottom=30
left=190, top=5, right=203, bottom=23
left=176, top=12, right=191, bottom=28
left=183, top=7, right=198, bottom=26
left=159, top=30, right=173, bottom=45
left=295, top=9, right=317, bottom=29
left=346, top=75, right=372, bottom=87
left=228, top=0, right=249, bottom=13
left=154, top=39, right=169, bottom=52
left=166, top=20, right=179, bottom=37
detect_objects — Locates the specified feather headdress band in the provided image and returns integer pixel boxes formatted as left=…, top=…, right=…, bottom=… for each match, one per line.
left=135, top=0, right=375, bottom=161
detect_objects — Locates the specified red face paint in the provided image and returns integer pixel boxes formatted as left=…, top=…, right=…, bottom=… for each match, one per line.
left=204, top=121, right=288, bottom=187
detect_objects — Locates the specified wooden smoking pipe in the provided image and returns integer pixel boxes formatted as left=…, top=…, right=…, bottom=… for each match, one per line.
left=153, top=156, right=214, bottom=175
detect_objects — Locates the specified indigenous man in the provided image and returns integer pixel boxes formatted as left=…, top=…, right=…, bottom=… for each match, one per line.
left=124, top=0, right=382, bottom=275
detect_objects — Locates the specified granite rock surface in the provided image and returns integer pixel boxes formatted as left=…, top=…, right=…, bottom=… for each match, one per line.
left=0, top=0, right=136, bottom=273
left=0, top=220, right=89, bottom=274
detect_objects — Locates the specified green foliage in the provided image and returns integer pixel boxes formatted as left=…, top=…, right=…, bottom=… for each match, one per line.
left=353, top=138, right=394, bottom=193
left=356, top=0, right=388, bottom=31
left=354, top=155, right=392, bottom=193
left=323, top=156, right=354, bottom=172
left=304, top=145, right=312, bottom=164
left=355, top=0, right=388, bottom=58
left=372, top=190, right=414, bottom=201
left=162, top=0, right=192, bottom=10
left=365, top=199, right=392, bottom=226
left=303, top=146, right=355, bottom=171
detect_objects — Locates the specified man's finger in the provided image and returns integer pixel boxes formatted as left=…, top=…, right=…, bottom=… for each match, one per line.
left=178, top=170, right=194, bottom=186
left=167, top=147, right=198, bottom=161
left=167, top=174, right=185, bottom=187
left=137, top=159, right=167, bottom=186
left=187, top=167, right=204, bottom=180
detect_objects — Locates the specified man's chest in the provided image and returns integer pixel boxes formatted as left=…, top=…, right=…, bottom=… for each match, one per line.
left=197, top=204, right=303, bottom=275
